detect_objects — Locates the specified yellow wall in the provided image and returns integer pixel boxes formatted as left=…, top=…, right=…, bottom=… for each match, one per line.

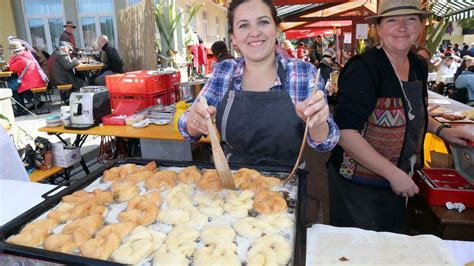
left=0, top=0, right=17, bottom=59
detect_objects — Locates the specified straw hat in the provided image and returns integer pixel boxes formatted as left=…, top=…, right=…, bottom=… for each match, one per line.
left=8, top=41, right=24, bottom=52
left=63, top=21, right=77, bottom=28
left=366, top=0, right=433, bottom=24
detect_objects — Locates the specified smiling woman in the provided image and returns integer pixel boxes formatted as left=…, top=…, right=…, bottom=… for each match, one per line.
left=177, top=0, right=340, bottom=168
left=328, top=0, right=474, bottom=233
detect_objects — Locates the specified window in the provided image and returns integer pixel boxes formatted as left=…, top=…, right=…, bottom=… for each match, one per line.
left=22, top=0, right=64, bottom=53
left=77, top=0, right=117, bottom=48
left=216, top=16, right=220, bottom=40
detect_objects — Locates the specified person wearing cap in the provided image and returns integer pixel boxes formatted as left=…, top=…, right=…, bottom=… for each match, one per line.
left=47, top=41, right=85, bottom=102
left=60, top=21, right=77, bottom=49
left=92, top=35, right=124, bottom=85
left=7, top=35, right=49, bottom=83
left=8, top=40, right=46, bottom=115
left=433, top=52, right=459, bottom=85
left=455, top=64, right=474, bottom=106
left=454, top=55, right=474, bottom=81
left=328, top=0, right=474, bottom=232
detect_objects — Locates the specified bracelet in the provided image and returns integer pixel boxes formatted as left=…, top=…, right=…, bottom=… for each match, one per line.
left=435, top=123, right=451, bottom=137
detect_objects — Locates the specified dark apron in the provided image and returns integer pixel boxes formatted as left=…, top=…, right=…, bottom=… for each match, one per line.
left=398, top=79, right=426, bottom=177
left=215, top=62, right=304, bottom=167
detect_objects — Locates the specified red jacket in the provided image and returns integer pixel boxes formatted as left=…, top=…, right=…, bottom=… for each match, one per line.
left=9, top=51, right=46, bottom=93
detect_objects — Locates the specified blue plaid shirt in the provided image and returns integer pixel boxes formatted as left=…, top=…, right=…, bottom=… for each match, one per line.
left=178, top=53, right=339, bottom=152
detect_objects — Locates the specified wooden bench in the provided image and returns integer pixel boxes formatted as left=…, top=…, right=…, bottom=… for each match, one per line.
left=29, top=166, right=64, bottom=183
left=30, top=86, right=50, bottom=114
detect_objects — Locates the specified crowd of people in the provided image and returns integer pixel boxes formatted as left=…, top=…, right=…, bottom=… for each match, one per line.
left=2, top=21, right=124, bottom=115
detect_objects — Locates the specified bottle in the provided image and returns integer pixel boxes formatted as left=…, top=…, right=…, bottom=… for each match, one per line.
left=173, top=101, right=190, bottom=132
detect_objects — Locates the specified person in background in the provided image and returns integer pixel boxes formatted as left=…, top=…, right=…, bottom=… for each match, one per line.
left=454, top=55, right=474, bottom=81
left=438, top=44, right=444, bottom=54
left=460, top=44, right=472, bottom=58
left=32, top=46, right=50, bottom=80
left=197, top=37, right=207, bottom=76
left=434, top=52, right=459, bottom=86
left=455, top=65, right=474, bottom=106
left=7, top=36, right=49, bottom=83
left=313, top=35, right=324, bottom=56
left=319, top=51, right=335, bottom=86
left=60, top=21, right=77, bottom=49
left=185, top=26, right=200, bottom=77
left=211, top=41, right=234, bottom=63
left=444, top=44, right=453, bottom=55
left=0, top=44, right=5, bottom=61
left=296, top=42, right=306, bottom=60
left=93, top=35, right=124, bottom=85
left=8, top=41, right=46, bottom=116
left=281, top=40, right=295, bottom=58
left=453, top=43, right=460, bottom=56
left=469, top=42, right=474, bottom=55
left=328, top=0, right=473, bottom=232
left=324, top=42, right=336, bottom=57
left=48, top=41, right=84, bottom=103
left=179, top=0, right=339, bottom=167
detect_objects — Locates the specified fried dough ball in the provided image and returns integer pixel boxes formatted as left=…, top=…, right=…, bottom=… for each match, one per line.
left=194, top=243, right=240, bottom=266
left=128, top=191, right=161, bottom=207
left=69, top=199, right=108, bottom=219
left=44, top=228, right=92, bottom=254
left=223, top=190, right=255, bottom=218
left=103, top=168, right=121, bottom=182
left=165, top=184, right=194, bottom=208
left=111, top=181, right=139, bottom=202
left=194, top=193, right=224, bottom=217
left=177, top=165, right=201, bottom=184
left=196, top=169, right=222, bottom=192
left=91, top=189, right=114, bottom=205
left=233, top=217, right=277, bottom=238
left=145, top=170, right=177, bottom=191
left=119, top=163, right=138, bottom=178
left=201, top=226, right=236, bottom=245
left=233, top=168, right=261, bottom=189
left=118, top=200, right=159, bottom=225
left=123, top=170, right=154, bottom=183
left=157, top=207, right=207, bottom=228
left=253, top=190, right=287, bottom=214
left=62, top=214, right=104, bottom=236
left=47, top=202, right=76, bottom=223
left=6, top=219, right=57, bottom=247
left=153, top=244, right=190, bottom=266
left=247, top=176, right=282, bottom=193
left=259, top=213, right=294, bottom=232
left=246, top=235, right=291, bottom=266
left=111, top=226, right=165, bottom=264
left=164, top=226, right=199, bottom=255
left=95, top=222, right=137, bottom=239
left=62, top=190, right=95, bottom=204
left=142, top=161, right=157, bottom=172
left=80, top=232, right=121, bottom=260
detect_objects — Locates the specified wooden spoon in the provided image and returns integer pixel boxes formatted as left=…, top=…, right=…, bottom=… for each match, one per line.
left=198, top=96, right=236, bottom=189
left=284, top=69, right=321, bottom=184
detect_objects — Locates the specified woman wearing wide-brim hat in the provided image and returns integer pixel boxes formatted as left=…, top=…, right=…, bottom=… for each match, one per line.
left=328, top=0, right=474, bottom=232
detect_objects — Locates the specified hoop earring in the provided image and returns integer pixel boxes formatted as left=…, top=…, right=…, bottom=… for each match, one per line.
left=376, top=41, right=383, bottom=49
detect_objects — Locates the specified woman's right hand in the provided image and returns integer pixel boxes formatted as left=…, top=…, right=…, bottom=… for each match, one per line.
left=388, top=170, right=419, bottom=197
left=186, top=101, right=216, bottom=137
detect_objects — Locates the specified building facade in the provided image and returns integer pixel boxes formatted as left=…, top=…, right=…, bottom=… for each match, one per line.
left=2, top=0, right=228, bottom=55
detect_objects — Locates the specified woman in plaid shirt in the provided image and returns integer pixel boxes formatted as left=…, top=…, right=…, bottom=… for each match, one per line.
left=178, top=0, right=339, bottom=167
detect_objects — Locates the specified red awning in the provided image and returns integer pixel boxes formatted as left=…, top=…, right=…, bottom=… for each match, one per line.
left=285, top=28, right=341, bottom=40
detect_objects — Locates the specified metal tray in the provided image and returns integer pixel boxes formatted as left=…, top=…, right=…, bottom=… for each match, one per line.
left=0, top=158, right=311, bottom=265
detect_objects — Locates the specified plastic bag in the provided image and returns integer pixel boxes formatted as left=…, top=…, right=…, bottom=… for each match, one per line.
left=34, top=137, right=53, bottom=170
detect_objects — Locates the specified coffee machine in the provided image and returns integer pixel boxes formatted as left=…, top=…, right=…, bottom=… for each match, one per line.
left=67, top=86, right=111, bottom=129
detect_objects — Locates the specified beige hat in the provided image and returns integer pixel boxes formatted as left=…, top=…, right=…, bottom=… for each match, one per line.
left=8, top=41, right=24, bottom=52
left=366, top=0, right=433, bottom=24
left=463, top=55, right=474, bottom=61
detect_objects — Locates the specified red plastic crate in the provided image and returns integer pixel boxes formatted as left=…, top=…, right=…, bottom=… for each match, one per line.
left=105, top=70, right=168, bottom=95
left=110, top=92, right=167, bottom=111
left=414, top=168, right=474, bottom=207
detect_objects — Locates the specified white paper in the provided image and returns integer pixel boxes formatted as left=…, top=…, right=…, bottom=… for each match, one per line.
left=356, top=24, right=368, bottom=39
left=343, top=32, right=351, bottom=44
left=429, top=98, right=451, bottom=105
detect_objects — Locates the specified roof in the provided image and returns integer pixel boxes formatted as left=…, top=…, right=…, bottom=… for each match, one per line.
left=431, top=0, right=474, bottom=21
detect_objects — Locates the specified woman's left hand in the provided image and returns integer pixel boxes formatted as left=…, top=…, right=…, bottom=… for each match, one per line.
left=295, top=90, right=329, bottom=128
left=440, top=127, right=474, bottom=146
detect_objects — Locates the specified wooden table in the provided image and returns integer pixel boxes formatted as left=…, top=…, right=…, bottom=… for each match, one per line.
left=39, top=123, right=209, bottom=173
left=75, top=64, right=104, bottom=72
left=0, top=71, right=13, bottom=88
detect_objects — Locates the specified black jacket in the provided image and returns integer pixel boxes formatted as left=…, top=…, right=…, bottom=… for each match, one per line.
left=102, top=43, right=124, bottom=73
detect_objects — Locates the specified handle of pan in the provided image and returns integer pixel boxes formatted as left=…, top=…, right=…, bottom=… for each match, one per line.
left=302, top=195, right=324, bottom=228
left=41, top=180, right=73, bottom=199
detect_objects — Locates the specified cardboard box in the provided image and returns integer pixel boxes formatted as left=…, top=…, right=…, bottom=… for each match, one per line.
left=52, top=142, right=81, bottom=168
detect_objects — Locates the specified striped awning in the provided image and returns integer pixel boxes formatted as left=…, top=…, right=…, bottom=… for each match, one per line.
left=277, top=4, right=323, bottom=18
left=431, top=0, right=474, bottom=21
